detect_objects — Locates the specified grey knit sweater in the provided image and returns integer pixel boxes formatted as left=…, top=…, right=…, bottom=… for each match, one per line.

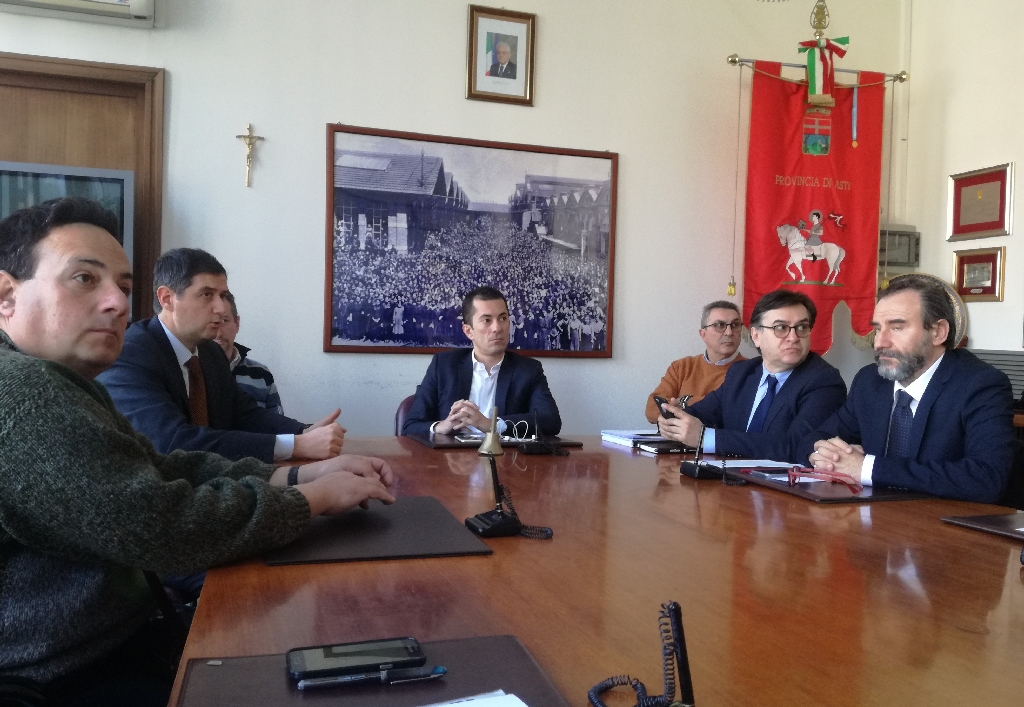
left=0, top=331, right=311, bottom=682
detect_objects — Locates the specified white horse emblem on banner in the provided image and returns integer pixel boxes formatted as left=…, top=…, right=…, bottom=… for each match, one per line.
left=776, top=224, right=845, bottom=285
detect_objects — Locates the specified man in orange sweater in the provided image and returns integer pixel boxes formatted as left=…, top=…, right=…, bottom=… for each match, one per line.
left=645, top=301, right=745, bottom=423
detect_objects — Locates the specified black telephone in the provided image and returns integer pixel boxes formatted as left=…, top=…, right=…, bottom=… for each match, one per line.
left=587, top=601, right=695, bottom=707
left=465, top=454, right=553, bottom=540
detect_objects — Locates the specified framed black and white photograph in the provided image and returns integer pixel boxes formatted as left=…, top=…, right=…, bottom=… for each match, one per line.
left=466, top=5, right=536, bottom=106
left=323, top=123, right=617, bottom=358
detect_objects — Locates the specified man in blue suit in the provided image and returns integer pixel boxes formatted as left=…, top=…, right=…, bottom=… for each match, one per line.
left=402, top=286, right=561, bottom=437
left=98, top=249, right=346, bottom=463
left=803, top=275, right=1014, bottom=503
left=658, top=289, right=846, bottom=461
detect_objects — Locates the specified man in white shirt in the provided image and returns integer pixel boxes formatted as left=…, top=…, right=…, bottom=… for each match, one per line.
left=804, top=274, right=1014, bottom=503
left=98, top=248, right=345, bottom=463
left=402, top=286, right=561, bottom=437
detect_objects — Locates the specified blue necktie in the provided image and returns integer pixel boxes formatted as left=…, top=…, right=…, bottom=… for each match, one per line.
left=886, top=390, right=914, bottom=458
left=746, top=374, right=777, bottom=433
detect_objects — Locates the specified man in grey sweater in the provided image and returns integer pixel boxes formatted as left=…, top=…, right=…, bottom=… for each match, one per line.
left=0, top=197, right=395, bottom=706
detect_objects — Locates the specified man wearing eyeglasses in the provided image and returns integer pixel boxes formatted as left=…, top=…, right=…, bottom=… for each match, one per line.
left=802, top=275, right=1013, bottom=504
left=645, top=301, right=746, bottom=423
left=658, top=289, right=846, bottom=461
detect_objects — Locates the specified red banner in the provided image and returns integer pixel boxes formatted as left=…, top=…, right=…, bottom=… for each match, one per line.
left=743, top=62, right=885, bottom=353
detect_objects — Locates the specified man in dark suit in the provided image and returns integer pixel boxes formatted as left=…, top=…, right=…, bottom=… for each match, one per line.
left=98, top=248, right=346, bottom=463
left=402, top=286, right=561, bottom=437
left=802, top=275, right=1014, bottom=503
left=489, top=41, right=517, bottom=79
left=658, top=289, right=846, bottom=461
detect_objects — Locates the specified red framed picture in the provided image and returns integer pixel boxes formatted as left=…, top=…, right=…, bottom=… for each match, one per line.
left=953, top=246, right=1005, bottom=302
left=947, top=163, right=1013, bottom=241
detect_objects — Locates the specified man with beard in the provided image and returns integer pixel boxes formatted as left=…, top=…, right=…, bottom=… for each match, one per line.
left=802, top=274, right=1014, bottom=503
left=403, top=286, right=561, bottom=437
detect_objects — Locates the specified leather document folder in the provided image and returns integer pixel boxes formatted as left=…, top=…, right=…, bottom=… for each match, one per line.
left=175, top=635, right=570, bottom=707
left=941, top=511, right=1024, bottom=540
left=723, top=468, right=933, bottom=503
left=264, top=495, right=492, bottom=565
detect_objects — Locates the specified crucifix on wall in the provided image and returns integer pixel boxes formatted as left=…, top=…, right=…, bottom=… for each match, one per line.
left=235, top=124, right=264, bottom=187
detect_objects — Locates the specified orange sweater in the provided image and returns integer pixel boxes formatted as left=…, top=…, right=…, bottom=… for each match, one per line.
left=645, top=354, right=746, bottom=423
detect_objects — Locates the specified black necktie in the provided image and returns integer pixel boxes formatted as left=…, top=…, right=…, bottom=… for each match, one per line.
left=746, top=374, right=777, bottom=433
left=886, top=390, right=914, bottom=458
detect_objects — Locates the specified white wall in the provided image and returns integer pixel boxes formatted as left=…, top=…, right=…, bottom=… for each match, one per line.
left=0, top=0, right=903, bottom=435
left=907, top=0, right=1024, bottom=351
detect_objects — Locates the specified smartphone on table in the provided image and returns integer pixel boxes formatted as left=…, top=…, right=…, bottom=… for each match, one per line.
left=287, top=637, right=426, bottom=680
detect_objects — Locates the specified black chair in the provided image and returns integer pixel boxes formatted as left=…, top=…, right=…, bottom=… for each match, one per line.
left=394, top=395, right=415, bottom=436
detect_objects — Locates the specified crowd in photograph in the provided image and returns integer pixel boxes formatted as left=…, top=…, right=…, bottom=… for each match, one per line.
left=330, top=221, right=609, bottom=351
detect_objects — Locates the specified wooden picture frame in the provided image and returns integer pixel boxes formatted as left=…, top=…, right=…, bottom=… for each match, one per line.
left=466, top=5, right=536, bottom=106
left=953, top=246, right=1005, bottom=302
left=947, top=163, right=1014, bottom=241
left=323, top=123, right=617, bottom=357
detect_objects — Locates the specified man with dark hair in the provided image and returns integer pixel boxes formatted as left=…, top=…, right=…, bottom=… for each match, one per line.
left=645, top=300, right=746, bottom=423
left=0, top=198, right=395, bottom=703
left=659, top=288, right=846, bottom=461
left=98, top=248, right=345, bottom=463
left=802, top=274, right=1014, bottom=503
left=215, top=291, right=285, bottom=415
left=402, top=285, right=561, bottom=437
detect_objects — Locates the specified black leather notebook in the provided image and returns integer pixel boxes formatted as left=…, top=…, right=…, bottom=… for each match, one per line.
left=406, top=432, right=584, bottom=449
left=723, top=468, right=933, bottom=503
left=941, top=512, right=1024, bottom=540
left=176, top=635, right=570, bottom=707
left=264, top=495, right=492, bottom=565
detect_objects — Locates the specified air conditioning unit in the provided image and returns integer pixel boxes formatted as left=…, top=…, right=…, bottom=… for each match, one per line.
left=0, top=0, right=154, bottom=28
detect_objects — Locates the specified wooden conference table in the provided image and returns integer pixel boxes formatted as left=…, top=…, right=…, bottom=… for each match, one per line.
left=170, top=437, right=1024, bottom=706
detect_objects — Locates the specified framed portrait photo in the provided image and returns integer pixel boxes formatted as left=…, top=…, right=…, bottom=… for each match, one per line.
left=323, top=123, right=617, bottom=358
left=947, top=163, right=1014, bottom=241
left=466, top=5, right=536, bottom=106
left=953, top=246, right=1005, bottom=302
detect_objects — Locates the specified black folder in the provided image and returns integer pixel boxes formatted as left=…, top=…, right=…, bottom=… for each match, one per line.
left=723, top=468, right=933, bottom=503
left=264, top=496, right=492, bottom=565
left=176, top=635, right=570, bottom=707
left=941, top=512, right=1024, bottom=541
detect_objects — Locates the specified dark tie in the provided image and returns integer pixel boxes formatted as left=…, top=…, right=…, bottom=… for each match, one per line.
left=746, top=374, right=777, bottom=433
left=886, top=390, right=914, bottom=458
left=186, top=356, right=209, bottom=427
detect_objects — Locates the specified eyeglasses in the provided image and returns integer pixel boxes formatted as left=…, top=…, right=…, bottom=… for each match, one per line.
left=787, top=467, right=864, bottom=494
left=754, top=323, right=812, bottom=339
left=702, top=321, right=743, bottom=333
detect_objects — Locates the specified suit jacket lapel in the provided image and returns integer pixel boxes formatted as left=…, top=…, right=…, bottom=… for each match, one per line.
left=495, top=353, right=515, bottom=416
left=148, top=319, right=189, bottom=407
left=907, top=353, right=954, bottom=459
left=456, top=350, right=473, bottom=401
left=736, top=361, right=762, bottom=430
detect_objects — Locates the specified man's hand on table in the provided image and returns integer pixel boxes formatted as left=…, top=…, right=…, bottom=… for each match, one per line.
left=272, top=454, right=397, bottom=515
left=293, top=409, right=346, bottom=459
left=809, top=437, right=864, bottom=486
left=434, top=400, right=491, bottom=435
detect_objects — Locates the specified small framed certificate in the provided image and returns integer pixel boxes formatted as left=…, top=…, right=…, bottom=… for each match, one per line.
left=953, top=246, right=1005, bottom=302
left=947, top=163, right=1013, bottom=241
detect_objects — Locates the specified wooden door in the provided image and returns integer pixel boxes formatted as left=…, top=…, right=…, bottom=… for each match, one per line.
left=0, top=52, right=164, bottom=316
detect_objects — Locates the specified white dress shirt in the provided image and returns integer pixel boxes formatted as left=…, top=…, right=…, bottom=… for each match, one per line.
left=429, top=351, right=508, bottom=435
left=860, top=352, right=945, bottom=485
left=159, top=320, right=294, bottom=460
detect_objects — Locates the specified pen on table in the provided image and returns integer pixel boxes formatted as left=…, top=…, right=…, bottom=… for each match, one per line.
left=297, top=665, right=447, bottom=691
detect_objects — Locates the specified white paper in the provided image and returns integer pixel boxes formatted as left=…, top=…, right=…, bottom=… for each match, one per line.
left=418, top=692, right=529, bottom=707
left=718, top=459, right=795, bottom=468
